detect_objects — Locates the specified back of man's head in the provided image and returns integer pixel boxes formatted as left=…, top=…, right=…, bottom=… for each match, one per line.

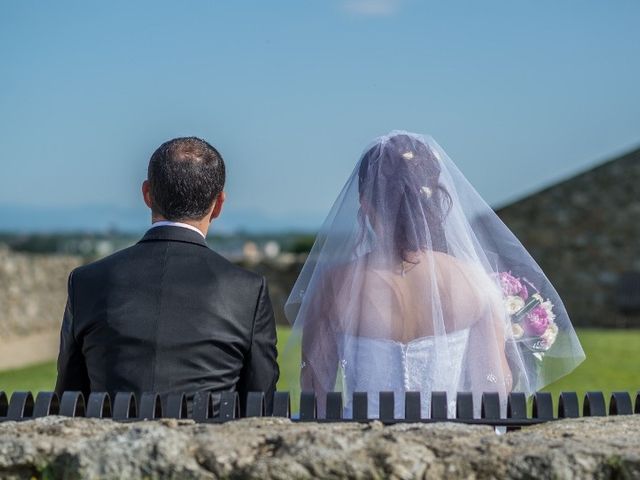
left=147, top=137, right=225, bottom=221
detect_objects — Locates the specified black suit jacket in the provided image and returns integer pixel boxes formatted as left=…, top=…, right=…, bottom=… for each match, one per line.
left=55, top=225, right=279, bottom=413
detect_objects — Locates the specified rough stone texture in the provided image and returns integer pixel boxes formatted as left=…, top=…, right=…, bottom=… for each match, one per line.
left=0, top=245, right=300, bottom=368
left=0, top=246, right=82, bottom=339
left=497, top=147, right=640, bottom=328
left=0, top=244, right=299, bottom=338
left=0, top=416, right=638, bottom=479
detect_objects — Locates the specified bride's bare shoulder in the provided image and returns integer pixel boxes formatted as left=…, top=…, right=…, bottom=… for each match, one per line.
left=316, top=257, right=364, bottom=289
left=320, top=255, right=390, bottom=294
left=431, top=252, right=502, bottom=318
left=432, top=251, right=495, bottom=287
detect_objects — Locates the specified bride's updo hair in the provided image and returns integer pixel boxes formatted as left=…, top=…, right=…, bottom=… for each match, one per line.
left=357, top=133, right=452, bottom=261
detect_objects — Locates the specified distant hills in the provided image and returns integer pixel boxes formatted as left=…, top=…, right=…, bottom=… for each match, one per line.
left=0, top=204, right=324, bottom=234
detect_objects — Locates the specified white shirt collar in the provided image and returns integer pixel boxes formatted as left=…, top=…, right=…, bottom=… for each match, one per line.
left=150, top=221, right=206, bottom=239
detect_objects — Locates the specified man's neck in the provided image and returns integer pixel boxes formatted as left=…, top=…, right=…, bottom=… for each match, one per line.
left=151, top=216, right=209, bottom=238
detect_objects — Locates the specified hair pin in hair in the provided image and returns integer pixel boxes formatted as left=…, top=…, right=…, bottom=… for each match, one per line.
left=420, top=186, right=433, bottom=199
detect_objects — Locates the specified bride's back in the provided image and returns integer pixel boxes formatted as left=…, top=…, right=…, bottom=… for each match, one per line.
left=285, top=131, right=585, bottom=407
left=335, top=251, right=491, bottom=342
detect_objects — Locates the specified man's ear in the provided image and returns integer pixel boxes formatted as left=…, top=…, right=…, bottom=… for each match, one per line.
left=142, top=180, right=153, bottom=209
left=210, top=191, right=226, bottom=220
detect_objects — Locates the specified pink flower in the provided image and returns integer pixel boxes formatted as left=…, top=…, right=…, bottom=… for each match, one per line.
left=498, top=272, right=524, bottom=297
left=519, top=283, right=529, bottom=300
left=524, top=306, right=550, bottom=336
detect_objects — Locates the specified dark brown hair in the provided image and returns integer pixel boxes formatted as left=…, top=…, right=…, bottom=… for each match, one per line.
left=148, top=137, right=225, bottom=221
left=357, top=134, right=452, bottom=261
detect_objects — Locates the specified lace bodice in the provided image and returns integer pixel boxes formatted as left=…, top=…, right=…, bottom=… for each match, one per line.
left=339, top=328, right=470, bottom=419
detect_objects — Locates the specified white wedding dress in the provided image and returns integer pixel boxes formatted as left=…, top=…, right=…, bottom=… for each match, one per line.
left=340, top=328, right=470, bottom=418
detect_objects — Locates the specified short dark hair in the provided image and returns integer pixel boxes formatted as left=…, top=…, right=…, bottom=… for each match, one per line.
left=147, top=137, right=226, bottom=221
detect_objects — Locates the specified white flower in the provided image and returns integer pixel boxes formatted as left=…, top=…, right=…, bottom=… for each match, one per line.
left=541, top=300, right=556, bottom=321
left=420, top=186, right=433, bottom=198
left=504, top=295, right=525, bottom=315
left=540, top=322, right=559, bottom=350
left=402, top=151, right=414, bottom=160
left=532, top=293, right=544, bottom=303
left=511, top=323, right=524, bottom=339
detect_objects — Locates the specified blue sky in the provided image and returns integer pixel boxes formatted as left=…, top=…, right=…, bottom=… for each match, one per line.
left=1, top=0, right=639, bottom=232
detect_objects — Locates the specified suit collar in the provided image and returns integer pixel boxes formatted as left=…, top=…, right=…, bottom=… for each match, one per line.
left=139, top=225, right=209, bottom=248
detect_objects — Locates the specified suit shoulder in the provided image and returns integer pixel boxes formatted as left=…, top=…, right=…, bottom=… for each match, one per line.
left=71, top=244, right=139, bottom=279
left=204, top=248, right=264, bottom=287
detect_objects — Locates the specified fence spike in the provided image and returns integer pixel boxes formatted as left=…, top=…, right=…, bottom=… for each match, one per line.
left=404, top=392, right=421, bottom=421
left=609, top=392, right=633, bottom=415
left=139, top=392, right=162, bottom=420
left=583, top=392, right=607, bottom=417
left=0, top=392, right=7, bottom=418
left=507, top=392, right=527, bottom=420
left=33, top=392, right=59, bottom=418
left=60, top=391, right=85, bottom=418
left=191, top=392, right=211, bottom=421
left=532, top=392, right=554, bottom=420
left=218, top=392, right=239, bottom=421
left=113, top=392, right=137, bottom=420
left=272, top=391, right=291, bottom=418
left=299, top=392, right=317, bottom=421
left=325, top=392, right=343, bottom=420
left=558, top=392, right=579, bottom=418
left=379, top=392, right=395, bottom=421
left=8, top=392, right=34, bottom=421
left=352, top=392, right=368, bottom=421
left=481, top=392, right=501, bottom=420
left=246, top=392, right=266, bottom=418
left=456, top=392, right=474, bottom=420
left=87, top=392, right=112, bottom=418
left=165, top=392, right=189, bottom=419
left=430, top=391, right=448, bottom=420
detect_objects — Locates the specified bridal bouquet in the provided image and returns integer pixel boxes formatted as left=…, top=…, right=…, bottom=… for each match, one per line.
left=495, top=272, right=559, bottom=357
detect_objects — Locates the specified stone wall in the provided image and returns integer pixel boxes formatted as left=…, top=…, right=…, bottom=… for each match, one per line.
left=0, top=245, right=299, bottom=370
left=0, top=246, right=82, bottom=369
left=0, top=246, right=81, bottom=339
left=497, top=147, right=640, bottom=328
left=0, top=416, right=638, bottom=479
left=0, top=245, right=299, bottom=338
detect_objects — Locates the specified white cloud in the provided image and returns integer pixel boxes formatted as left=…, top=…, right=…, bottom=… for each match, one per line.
left=343, top=0, right=403, bottom=16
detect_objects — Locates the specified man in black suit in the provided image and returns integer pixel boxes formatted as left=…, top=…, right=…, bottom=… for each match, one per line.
left=55, top=137, right=279, bottom=413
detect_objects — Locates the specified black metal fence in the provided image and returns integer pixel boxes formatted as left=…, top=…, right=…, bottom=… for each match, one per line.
left=1, top=390, right=638, bottom=426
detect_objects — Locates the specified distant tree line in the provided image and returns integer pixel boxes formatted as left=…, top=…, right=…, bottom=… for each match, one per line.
left=0, top=231, right=318, bottom=257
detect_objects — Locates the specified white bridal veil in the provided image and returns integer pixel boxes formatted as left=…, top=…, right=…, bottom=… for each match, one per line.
left=283, top=131, right=585, bottom=417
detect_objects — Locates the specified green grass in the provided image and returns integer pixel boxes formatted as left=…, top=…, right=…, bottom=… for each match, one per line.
left=540, top=329, right=640, bottom=399
left=1, top=328, right=638, bottom=402
left=0, top=361, right=57, bottom=395
left=276, top=326, right=296, bottom=391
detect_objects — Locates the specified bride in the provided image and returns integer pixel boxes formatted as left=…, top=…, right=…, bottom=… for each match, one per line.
left=283, top=131, right=585, bottom=419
